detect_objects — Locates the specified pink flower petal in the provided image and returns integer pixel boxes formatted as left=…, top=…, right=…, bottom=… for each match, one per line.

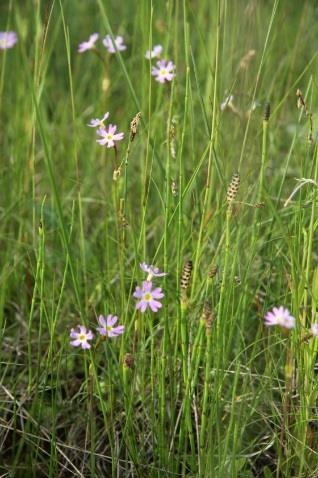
left=86, top=330, right=94, bottom=340
left=113, top=133, right=124, bottom=141
left=97, top=138, right=108, bottom=145
left=108, top=124, right=117, bottom=134
left=106, top=315, right=118, bottom=327
left=142, top=281, right=152, bottom=292
left=149, top=299, right=162, bottom=312
left=98, top=315, right=106, bottom=327
left=152, top=288, right=164, bottom=299
left=133, top=286, right=143, bottom=299
left=82, top=342, right=91, bottom=350
left=70, top=328, right=78, bottom=339
left=137, top=300, right=148, bottom=313
left=70, top=339, right=81, bottom=347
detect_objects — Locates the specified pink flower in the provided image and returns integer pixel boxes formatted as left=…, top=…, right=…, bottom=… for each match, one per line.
left=96, top=124, right=124, bottom=148
left=151, top=60, right=175, bottom=83
left=103, top=35, right=126, bottom=53
left=96, top=315, right=125, bottom=337
left=133, top=281, right=164, bottom=313
left=264, top=306, right=295, bottom=329
left=78, top=33, right=99, bottom=53
left=145, top=44, right=162, bottom=59
left=0, top=31, right=17, bottom=50
left=311, top=324, right=318, bottom=336
left=140, top=262, right=167, bottom=281
left=87, top=112, right=109, bottom=128
left=70, top=325, right=94, bottom=349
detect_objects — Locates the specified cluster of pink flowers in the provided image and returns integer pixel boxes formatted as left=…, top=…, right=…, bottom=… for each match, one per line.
left=78, top=35, right=175, bottom=84
left=70, top=262, right=167, bottom=350
left=87, top=111, right=124, bottom=148
left=0, top=31, right=18, bottom=50
left=144, top=44, right=175, bottom=83
left=70, top=314, right=124, bottom=350
left=78, top=33, right=127, bottom=54
left=133, top=263, right=166, bottom=313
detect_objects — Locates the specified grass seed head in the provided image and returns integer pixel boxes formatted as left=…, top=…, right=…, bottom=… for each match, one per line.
left=263, top=102, right=270, bottom=122
left=123, top=353, right=134, bottom=369
left=296, top=88, right=305, bottom=109
left=234, top=275, right=241, bottom=285
left=208, top=264, right=218, bottom=279
left=120, top=212, right=128, bottom=228
left=226, top=172, right=240, bottom=205
left=113, top=167, right=122, bottom=181
left=295, top=89, right=313, bottom=143
left=239, top=49, right=256, bottom=70
left=180, top=260, right=193, bottom=290
left=171, top=179, right=178, bottom=196
left=180, top=260, right=193, bottom=309
left=200, top=301, right=215, bottom=335
left=169, top=118, right=177, bottom=159
left=130, top=112, right=141, bottom=142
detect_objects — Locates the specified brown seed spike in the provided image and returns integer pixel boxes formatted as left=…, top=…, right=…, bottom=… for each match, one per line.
left=180, top=260, right=193, bottom=291
left=200, top=302, right=215, bottom=335
left=234, top=275, right=241, bottom=285
left=123, top=353, right=134, bottom=369
left=208, top=264, right=218, bottom=279
left=171, top=179, right=178, bottom=197
left=130, top=112, right=141, bottom=142
left=254, top=202, right=265, bottom=209
left=169, top=119, right=177, bottom=159
left=226, top=172, right=240, bottom=205
left=200, top=301, right=211, bottom=322
left=263, top=102, right=270, bottom=122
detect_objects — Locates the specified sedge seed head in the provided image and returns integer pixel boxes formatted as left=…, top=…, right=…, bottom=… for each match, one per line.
left=263, top=102, right=270, bottom=121
left=123, top=353, right=134, bottom=368
left=226, top=172, right=240, bottom=204
left=180, top=260, right=193, bottom=290
left=200, top=302, right=215, bottom=335
left=130, top=112, right=141, bottom=141
left=208, top=264, right=218, bottom=279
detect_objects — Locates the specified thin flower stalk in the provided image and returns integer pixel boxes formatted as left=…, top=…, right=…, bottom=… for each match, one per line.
left=191, top=0, right=220, bottom=305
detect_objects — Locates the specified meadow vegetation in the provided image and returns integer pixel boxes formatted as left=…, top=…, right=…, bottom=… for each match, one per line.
left=1, top=0, right=318, bottom=476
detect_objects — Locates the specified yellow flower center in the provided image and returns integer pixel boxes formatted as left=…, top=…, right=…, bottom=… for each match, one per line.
left=107, top=134, right=113, bottom=140
left=144, top=293, right=152, bottom=301
left=160, top=69, right=167, bottom=76
left=79, top=334, right=86, bottom=340
left=106, top=326, right=112, bottom=331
